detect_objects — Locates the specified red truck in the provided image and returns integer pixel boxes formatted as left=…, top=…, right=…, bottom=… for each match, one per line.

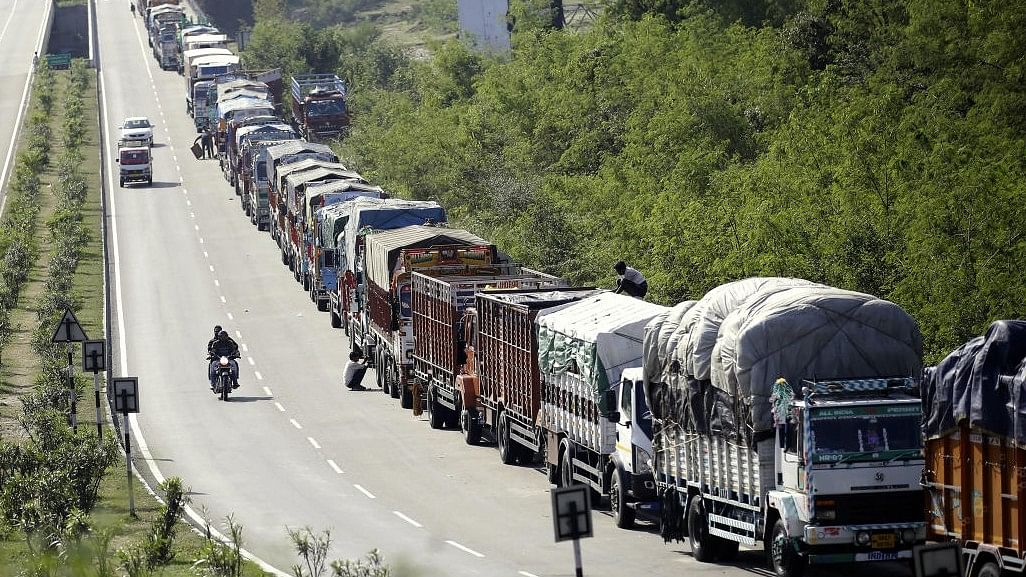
left=289, top=74, right=348, bottom=140
left=430, top=288, right=597, bottom=458
left=411, top=277, right=572, bottom=432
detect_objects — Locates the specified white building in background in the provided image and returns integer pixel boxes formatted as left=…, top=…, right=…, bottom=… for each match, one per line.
left=457, top=0, right=511, bottom=54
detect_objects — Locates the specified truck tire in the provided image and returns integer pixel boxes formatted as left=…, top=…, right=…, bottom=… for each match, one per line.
left=560, top=445, right=574, bottom=487
left=498, top=412, right=517, bottom=465
left=375, top=350, right=384, bottom=390
left=329, top=309, right=342, bottom=328
left=461, top=408, right=482, bottom=445
left=611, top=468, right=635, bottom=529
left=444, top=398, right=460, bottom=429
left=388, top=366, right=400, bottom=399
left=974, top=560, right=1001, bottom=577
left=428, top=387, right=445, bottom=430
left=687, top=496, right=717, bottom=563
left=768, top=518, right=806, bottom=577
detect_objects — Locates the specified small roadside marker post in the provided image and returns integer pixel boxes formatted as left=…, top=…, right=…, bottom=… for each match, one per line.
left=82, top=340, right=106, bottom=438
left=112, top=377, right=139, bottom=516
left=51, top=309, right=88, bottom=434
left=551, top=484, right=594, bottom=577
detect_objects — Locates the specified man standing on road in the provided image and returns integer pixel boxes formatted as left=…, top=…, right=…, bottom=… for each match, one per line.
left=613, top=260, right=648, bottom=299
left=193, top=129, right=214, bottom=159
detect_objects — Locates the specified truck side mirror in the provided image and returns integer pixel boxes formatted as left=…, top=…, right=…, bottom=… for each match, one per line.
left=603, top=389, right=619, bottom=422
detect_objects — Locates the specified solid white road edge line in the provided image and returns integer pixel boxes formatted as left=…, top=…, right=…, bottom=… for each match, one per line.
left=393, top=511, right=423, bottom=528
left=446, top=540, right=485, bottom=558
left=0, top=0, right=49, bottom=218
left=326, top=459, right=343, bottom=474
left=101, top=68, right=289, bottom=577
left=353, top=484, right=376, bottom=499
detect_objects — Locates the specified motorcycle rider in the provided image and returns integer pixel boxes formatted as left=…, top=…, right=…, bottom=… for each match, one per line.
left=206, top=325, right=222, bottom=355
left=208, top=330, right=240, bottom=390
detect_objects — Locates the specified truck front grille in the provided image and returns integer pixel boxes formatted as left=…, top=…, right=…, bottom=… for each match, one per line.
left=818, top=491, right=923, bottom=525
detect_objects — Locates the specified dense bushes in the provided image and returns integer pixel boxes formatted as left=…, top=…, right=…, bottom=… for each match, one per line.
left=241, top=0, right=1026, bottom=362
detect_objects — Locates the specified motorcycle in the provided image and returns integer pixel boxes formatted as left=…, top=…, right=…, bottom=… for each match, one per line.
left=209, top=354, right=239, bottom=401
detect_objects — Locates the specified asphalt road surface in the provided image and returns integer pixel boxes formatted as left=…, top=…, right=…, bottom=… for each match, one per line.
left=0, top=0, right=50, bottom=214
left=95, top=2, right=915, bottom=576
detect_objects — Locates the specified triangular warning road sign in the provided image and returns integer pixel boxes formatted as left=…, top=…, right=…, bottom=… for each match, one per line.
left=51, top=309, right=88, bottom=343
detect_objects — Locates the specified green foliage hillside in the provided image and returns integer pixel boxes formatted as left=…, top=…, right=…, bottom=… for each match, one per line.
left=245, top=0, right=1026, bottom=361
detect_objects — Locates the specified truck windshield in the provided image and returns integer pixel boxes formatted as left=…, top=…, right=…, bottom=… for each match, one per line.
left=121, top=150, right=149, bottom=165
left=809, top=404, right=921, bottom=464
left=307, top=99, right=346, bottom=117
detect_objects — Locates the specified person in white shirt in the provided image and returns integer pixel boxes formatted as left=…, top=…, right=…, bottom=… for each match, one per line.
left=342, top=351, right=368, bottom=390
left=613, top=260, right=648, bottom=299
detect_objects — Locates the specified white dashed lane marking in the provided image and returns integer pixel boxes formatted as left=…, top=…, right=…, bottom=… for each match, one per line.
left=393, top=511, right=423, bottom=528
left=327, top=460, right=343, bottom=474
left=353, top=484, right=376, bottom=499
left=256, top=372, right=264, bottom=381
left=446, top=541, right=485, bottom=558
left=289, top=419, right=302, bottom=429
left=274, top=402, right=285, bottom=412
left=307, top=437, right=321, bottom=449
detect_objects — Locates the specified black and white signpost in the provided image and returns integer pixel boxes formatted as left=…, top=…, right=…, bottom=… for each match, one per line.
left=112, top=377, right=139, bottom=516
left=913, top=542, right=964, bottom=577
left=551, top=484, right=594, bottom=577
left=82, top=340, right=106, bottom=438
left=51, top=309, right=88, bottom=434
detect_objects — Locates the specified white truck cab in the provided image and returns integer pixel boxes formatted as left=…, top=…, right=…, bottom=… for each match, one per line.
left=609, top=368, right=658, bottom=529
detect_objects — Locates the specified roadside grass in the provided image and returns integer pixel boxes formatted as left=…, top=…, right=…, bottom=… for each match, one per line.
left=0, top=67, right=272, bottom=577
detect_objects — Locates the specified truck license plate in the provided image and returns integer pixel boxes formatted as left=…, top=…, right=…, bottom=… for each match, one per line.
left=871, top=534, right=895, bottom=549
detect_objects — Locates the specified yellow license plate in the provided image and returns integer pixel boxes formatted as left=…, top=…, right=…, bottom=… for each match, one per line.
left=871, top=534, right=896, bottom=549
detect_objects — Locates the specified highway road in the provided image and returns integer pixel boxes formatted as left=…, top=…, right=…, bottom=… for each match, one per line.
left=0, top=0, right=50, bottom=214
left=95, top=3, right=909, bottom=577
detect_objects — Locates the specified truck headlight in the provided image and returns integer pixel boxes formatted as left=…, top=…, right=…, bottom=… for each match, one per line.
left=817, top=509, right=836, bottom=521
left=636, top=447, right=653, bottom=475
left=900, top=528, right=916, bottom=543
left=856, top=531, right=871, bottom=546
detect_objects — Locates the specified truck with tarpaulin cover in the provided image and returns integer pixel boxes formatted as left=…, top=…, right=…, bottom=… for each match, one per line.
left=289, top=74, right=349, bottom=140
left=216, top=107, right=275, bottom=178
left=183, top=49, right=234, bottom=114
left=153, top=24, right=182, bottom=70
left=641, top=277, right=925, bottom=577
left=242, top=134, right=301, bottom=231
left=921, top=320, right=1026, bottom=577
left=282, top=166, right=365, bottom=283
left=413, top=275, right=575, bottom=430
left=227, top=119, right=290, bottom=192
left=448, top=288, right=600, bottom=452
left=333, top=200, right=446, bottom=347
left=536, top=293, right=668, bottom=502
left=303, top=180, right=384, bottom=310
left=358, top=225, right=505, bottom=409
left=264, top=142, right=337, bottom=249
left=198, top=76, right=270, bottom=132
left=234, top=123, right=295, bottom=215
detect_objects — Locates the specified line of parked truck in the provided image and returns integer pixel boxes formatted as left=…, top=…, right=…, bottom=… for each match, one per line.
left=134, top=10, right=1026, bottom=575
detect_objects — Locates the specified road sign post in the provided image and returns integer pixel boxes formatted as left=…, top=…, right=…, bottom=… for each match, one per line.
left=551, top=484, right=594, bottom=577
left=112, top=377, right=139, bottom=516
left=82, top=340, right=106, bottom=439
left=51, top=309, right=88, bottom=434
left=913, top=542, right=964, bottom=577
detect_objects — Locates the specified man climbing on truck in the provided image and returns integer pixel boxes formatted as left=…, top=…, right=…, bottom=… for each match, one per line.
left=613, top=260, right=648, bottom=299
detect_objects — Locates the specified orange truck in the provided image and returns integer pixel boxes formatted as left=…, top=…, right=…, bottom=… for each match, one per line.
left=922, top=320, right=1026, bottom=577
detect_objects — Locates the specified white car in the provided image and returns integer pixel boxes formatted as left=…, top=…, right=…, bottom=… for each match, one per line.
left=120, top=117, right=153, bottom=147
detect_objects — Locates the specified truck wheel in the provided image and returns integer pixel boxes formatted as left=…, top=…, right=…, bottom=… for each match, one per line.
left=388, top=365, right=400, bottom=399
left=317, top=298, right=328, bottom=312
left=428, top=387, right=445, bottom=429
left=119, top=178, right=124, bottom=187
left=375, top=351, right=384, bottom=390
left=444, top=398, right=460, bottom=429
left=559, top=445, right=574, bottom=487
left=975, top=561, right=1001, bottom=577
left=461, top=408, right=482, bottom=445
left=768, top=518, right=805, bottom=577
left=611, top=468, right=635, bottom=529
left=146, top=177, right=152, bottom=185
left=330, top=310, right=342, bottom=329
left=498, top=412, right=517, bottom=465
left=687, top=496, right=716, bottom=563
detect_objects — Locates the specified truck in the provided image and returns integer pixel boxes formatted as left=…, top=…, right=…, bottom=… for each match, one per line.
left=264, top=141, right=338, bottom=250
left=333, top=200, right=447, bottom=347
left=922, top=320, right=1026, bottom=577
left=234, top=123, right=295, bottom=206
left=413, top=279, right=580, bottom=432
left=303, top=180, right=384, bottom=310
left=227, top=118, right=290, bottom=191
left=153, top=24, right=181, bottom=70
left=289, top=74, right=349, bottom=140
left=137, top=0, right=179, bottom=23
left=448, top=288, right=600, bottom=452
left=358, top=225, right=507, bottom=409
left=242, top=135, right=300, bottom=231
left=146, top=5, right=184, bottom=43
left=183, top=48, right=235, bottom=114
left=282, top=166, right=367, bottom=285
left=642, top=278, right=925, bottom=577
